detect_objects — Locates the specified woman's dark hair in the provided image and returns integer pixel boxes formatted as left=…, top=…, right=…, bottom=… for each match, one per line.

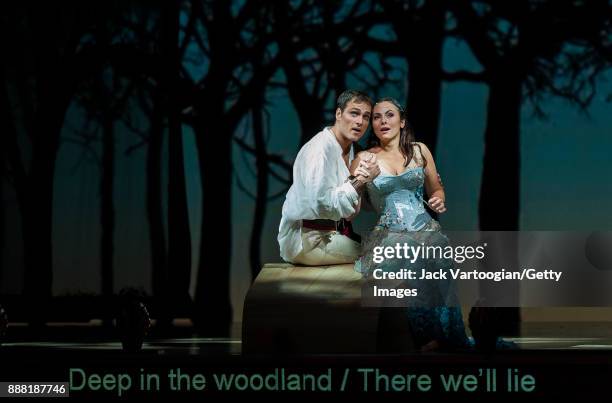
left=368, top=97, right=427, bottom=168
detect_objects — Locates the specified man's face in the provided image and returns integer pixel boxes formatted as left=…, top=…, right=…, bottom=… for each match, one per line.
left=334, top=100, right=372, bottom=143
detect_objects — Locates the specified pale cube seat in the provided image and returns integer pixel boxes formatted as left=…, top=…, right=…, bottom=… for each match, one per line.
left=242, top=263, right=415, bottom=354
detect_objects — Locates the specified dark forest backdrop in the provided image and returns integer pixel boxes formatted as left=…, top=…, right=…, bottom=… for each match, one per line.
left=1, top=0, right=611, bottom=336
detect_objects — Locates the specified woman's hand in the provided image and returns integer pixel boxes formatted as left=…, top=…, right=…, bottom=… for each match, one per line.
left=354, top=161, right=372, bottom=179
left=427, top=196, right=447, bottom=214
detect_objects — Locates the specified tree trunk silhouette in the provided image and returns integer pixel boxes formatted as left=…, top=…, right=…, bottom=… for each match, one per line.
left=163, top=0, right=192, bottom=321
left=0, top=166, right=3, bottom=289
left=21, top=62, right=72, bottom=326
left=404, top=0, right=445, bottom=155
left=249, top=103, right=268, bottom=280
left=1, top=54, right=27, bottom=297
left=0, top=66, right=12, bottom=292
left=192, top=106, right=233, bottom=336
left=147, top=87, right=168, bottom=322
left=478, top=71, right=522, bottom=335
left=447, top=1, right=527, bottom=335
left=276, top=39, right=325, bottom=144
left=100, top=111, right=115, bottom=302
left=22, top=116, right=62, bottom=326
left=273, top=2, right=333, bottom=146
left=2, top=3, right=84, bottom=327
left=479, top=73, right=521, bottom=231
left=188, top=0, right=278, bottom=335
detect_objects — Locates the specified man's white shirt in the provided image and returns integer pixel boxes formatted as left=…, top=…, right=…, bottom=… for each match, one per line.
left=278, top=127, right=359, bottom=262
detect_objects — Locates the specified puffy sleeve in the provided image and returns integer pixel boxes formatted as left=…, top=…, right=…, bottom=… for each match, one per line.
left=293, top=142, right=359, bottom=221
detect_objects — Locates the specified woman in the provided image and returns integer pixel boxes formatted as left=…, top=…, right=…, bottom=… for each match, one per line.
left=350, top=97, right=470, bottom=352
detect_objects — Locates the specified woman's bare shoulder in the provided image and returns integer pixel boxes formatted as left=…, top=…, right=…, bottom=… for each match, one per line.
left=414, top=142, right=433, bottom=157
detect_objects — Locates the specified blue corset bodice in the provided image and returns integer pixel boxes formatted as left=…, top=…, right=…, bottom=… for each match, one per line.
left=367, top=166, right=432, bottom=231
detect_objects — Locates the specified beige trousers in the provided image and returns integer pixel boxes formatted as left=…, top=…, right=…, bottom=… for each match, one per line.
left=292, top=227, right=360, bottom=266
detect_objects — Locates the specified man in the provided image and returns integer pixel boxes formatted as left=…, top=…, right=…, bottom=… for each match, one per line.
left=278, top=90, right=380, bottom=265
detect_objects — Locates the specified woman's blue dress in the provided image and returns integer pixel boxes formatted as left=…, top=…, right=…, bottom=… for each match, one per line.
left=355, top=166, right=471, bottom=350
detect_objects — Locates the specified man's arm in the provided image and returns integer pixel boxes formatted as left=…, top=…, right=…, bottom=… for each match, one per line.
left=297, top=145, right=360, bottom=220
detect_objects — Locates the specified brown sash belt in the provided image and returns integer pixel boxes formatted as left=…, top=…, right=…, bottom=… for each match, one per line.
left=302, top=219, right=361, bottom=243
left=302, top=219, right=338, bottom=231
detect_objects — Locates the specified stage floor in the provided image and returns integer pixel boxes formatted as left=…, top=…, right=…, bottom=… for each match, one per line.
left=3, top=336, right=612, bottom=355
left=3, top=321, right=612, bottom=355
left=2, top=323, right=612, bottom=399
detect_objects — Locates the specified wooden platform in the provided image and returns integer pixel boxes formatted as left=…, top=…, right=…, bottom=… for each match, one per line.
left=241, top=263, right=414, bottom=354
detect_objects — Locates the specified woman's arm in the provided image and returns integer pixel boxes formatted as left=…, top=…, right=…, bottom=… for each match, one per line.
left=418, top=143, right=447, bottom=214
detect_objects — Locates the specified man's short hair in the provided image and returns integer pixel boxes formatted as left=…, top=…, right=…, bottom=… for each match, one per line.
left=336, top=89, right=373, bottom=112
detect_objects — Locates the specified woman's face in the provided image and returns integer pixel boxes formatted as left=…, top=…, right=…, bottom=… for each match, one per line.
left=372, top=101, right=405, bottom=142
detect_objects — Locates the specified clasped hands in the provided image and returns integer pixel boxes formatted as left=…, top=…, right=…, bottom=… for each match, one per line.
left=352, top=152, right=380, bottom=186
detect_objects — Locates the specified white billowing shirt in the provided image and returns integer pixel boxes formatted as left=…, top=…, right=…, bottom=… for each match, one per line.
left=278, top=127, right=359, bottom=262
